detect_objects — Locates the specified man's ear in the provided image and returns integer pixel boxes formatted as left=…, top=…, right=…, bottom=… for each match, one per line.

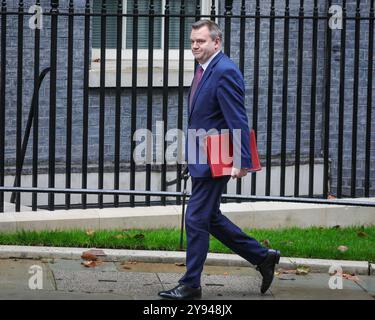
left=214, top=38, right=221, bottom=50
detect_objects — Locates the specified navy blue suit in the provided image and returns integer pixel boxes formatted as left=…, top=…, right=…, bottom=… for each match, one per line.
left=180, top=51, right=268, bottom=288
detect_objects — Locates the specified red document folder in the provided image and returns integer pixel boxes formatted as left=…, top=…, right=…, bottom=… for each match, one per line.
left=205, top=129, right=262, bottom=177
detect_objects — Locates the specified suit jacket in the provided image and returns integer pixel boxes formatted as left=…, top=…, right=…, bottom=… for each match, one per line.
left=185, top=51, right=252, bottom=177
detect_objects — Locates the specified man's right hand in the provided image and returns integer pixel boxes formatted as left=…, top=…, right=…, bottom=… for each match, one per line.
left=231, top=167, right=248, bottom=179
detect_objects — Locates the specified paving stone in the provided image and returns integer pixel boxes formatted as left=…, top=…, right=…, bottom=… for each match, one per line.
left=271, top=273, right=374, bottom=300
left=0, top=259, right=55, bottom=291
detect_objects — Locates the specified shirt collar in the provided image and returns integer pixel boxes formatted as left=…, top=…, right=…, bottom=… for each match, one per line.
left=200, top=50, right=221, bottom=72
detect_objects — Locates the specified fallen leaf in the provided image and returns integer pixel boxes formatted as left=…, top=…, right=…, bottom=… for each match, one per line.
left=296, top=266, right=310, bottom=275
left=277, top=274, right=296, bottom=281
left=81, top=252, right=98, bottom=261
left=276, top=268, right=297, bottom=275
left=357, top=231, right=368, bottom=238
left=261, top=239, right=271, bottom=248
left=337, top=245, right=348, bottom=253
left=85, top=249, right=106, bottom=256
left=133, top=234, right=145, bottom=240
left=342, top=273, right=360, bottom=282
left=175, top=262, right=186, bottom=267
left=86, top=229, right=95, bottom=236
left=81, top=260, right=102, bottom=268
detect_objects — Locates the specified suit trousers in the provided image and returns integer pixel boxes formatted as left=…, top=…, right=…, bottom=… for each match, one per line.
left=178, top=176, right=269, bottom=288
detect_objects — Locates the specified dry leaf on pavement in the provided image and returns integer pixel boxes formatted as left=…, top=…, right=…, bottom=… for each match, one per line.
left=122, top=265, right=132, bottom=270
left=175, top=262, right=186, bottom=267
left=276, top=268, right=297, bottom=275
left=296, top=266, right=310, bottom=275
left=342, top=273, right=360, bottom=282
left=81, top=252, right=98, bottom=261
left=86, top=249, right=106, bottom=256
left=81, top=260, right=102, bottom=268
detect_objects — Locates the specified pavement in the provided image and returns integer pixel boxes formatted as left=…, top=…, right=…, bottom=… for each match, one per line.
left=0, top=246, right=374, bottom=300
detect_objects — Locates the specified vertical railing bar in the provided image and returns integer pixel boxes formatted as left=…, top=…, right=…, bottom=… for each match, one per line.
left=195, top=0, right=200, bottom=21
left=194, top=0, right=200, bottom=76
left=337, top=0, right=347, bottom=198
left=351, top=0, right=361, bottom=198
left=280, top=0, right=290, bottom=197
left=309, top=0, right=319, bottom=198
left=210, top=0, right=215, bottom=21
left=365, top=0, right=374, bottom=197
left=161, top=0, right=170, bottom=206
left=222, top=0, right=232, bottom=202
left=294, top=0, right=304, bottom=197
left=323, top=0, right=332, bottom=199
left=82, top=0, right=90, bottom=209
left=114, top=0, right=123, bottom=207
left=224, top=0, right=232, bottom=57
left=146, top=0, right=155, bottom=206
left=48, top=0, right=59, bottom=211
left=65, top=0, right=74, bottom=210
left=0, top=0, right=6, bottom=213
left=236, top=0, right=246, bottom=202
left=32, top=0, right=41, bottom=211
left=176, top=0, right=186, bottom=206
left=145, top=0, right=155, bottom=206
left=15, top=0, right=24, bottom=212
left=98, top=0, right=107, bottom=208
left=265, top=0, right=275, bottom=197
left=251, top=0, right=260, bottom=196
left=129, top=0, right=138, bottom=207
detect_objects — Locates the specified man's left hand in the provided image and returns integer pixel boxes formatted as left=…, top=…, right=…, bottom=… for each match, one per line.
left=231, top=167, right=248, bottom=179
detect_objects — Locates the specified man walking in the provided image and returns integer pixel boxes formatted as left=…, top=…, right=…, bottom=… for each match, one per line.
left=158, top=20, right=280, bottom=300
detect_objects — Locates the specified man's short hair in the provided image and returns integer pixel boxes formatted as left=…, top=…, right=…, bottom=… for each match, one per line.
left=191, top=19, right=223, bottom=42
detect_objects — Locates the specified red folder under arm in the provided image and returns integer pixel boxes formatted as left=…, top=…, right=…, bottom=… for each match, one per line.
left=205, top=129, right=262, bottom=177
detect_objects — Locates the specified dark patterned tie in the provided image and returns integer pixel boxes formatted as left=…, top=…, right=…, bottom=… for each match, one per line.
left=189, top=65, right=204, bottom=111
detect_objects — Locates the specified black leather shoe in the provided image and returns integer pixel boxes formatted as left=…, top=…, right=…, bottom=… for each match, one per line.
left=256, top=249, right=281, bottom=294
left=158, top=284, right=202, bottom=300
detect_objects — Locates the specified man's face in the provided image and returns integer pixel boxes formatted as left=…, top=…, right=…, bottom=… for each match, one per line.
left=190, top=26, right=220, bottom=64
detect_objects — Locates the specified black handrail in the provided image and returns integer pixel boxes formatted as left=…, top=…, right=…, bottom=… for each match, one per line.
left=10, top=67, right=51, bottom=204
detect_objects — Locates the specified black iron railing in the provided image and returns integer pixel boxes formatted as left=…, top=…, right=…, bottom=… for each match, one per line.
left=0, top=0, right=374, bottom=213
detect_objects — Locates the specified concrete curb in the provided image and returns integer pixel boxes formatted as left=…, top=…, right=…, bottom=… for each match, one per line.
left=0, top=245, right=371, bottom=275
left=1, top=201, right=375, bottom=233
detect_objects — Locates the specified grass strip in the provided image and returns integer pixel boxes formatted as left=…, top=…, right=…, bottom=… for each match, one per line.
left=0, top=226, right=374, bottom=261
